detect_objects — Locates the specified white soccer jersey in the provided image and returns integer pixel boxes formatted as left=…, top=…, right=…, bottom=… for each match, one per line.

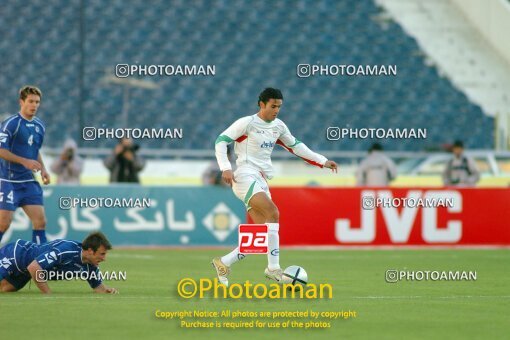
left=215, top=114, right=328, bottom=179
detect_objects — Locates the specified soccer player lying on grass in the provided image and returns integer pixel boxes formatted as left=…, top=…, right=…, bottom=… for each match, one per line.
left=0, top=231, right=118, bottom=294
left=212, top=87, right=337, bottom=286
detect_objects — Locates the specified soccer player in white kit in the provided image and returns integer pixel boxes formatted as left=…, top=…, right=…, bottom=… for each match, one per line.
left=212, top=88, right=338, bottom=286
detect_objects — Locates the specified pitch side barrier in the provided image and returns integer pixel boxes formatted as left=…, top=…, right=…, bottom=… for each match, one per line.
left=271, top=188, right=510, bottom=247
left=1, top=187, right=508, bottom=247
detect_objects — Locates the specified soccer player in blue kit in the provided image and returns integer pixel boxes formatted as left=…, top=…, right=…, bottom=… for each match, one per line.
left=0, top=86, right=51, bottom=244
left=0, top=231, right=118, bottom=294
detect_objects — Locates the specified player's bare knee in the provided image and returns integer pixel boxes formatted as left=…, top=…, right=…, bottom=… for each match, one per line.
left=266, top=205, right=279, bottom=222
left=0, top=222, right=11, bottom=232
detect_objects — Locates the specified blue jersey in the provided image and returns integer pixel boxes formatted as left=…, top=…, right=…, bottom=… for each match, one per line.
left=10, top=239, right=102, bottom=288
left=0, top=113, right=45, bottom=182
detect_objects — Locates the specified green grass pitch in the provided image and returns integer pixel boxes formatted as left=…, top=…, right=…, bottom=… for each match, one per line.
left=1, top=248, right=509, bottom=339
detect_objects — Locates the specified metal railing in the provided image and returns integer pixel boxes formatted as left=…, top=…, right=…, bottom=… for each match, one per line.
left=41, top=147, right=440, bottom=160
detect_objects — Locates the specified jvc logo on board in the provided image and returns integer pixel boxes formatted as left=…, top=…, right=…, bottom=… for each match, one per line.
left=335, top=190, right=462, bottom=243
left=239, top=224, right=268, bottom=254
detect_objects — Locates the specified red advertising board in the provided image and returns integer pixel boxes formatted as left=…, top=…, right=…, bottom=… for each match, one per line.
left=266, top=188, right=510, bottom=246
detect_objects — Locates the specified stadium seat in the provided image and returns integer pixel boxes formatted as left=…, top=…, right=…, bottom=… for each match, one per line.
left=0, top=0, right=493, bottom=151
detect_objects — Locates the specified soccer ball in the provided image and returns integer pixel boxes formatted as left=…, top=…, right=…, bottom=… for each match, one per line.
left=281, top=265, right=308, bottom=289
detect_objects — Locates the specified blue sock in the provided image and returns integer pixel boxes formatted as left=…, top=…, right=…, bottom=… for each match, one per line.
left=0, top=231, right=4, bottom=243
left=33, top=230, right=47, bottom=244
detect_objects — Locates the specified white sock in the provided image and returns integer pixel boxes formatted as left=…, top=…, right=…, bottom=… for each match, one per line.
left=221, top=247, right=246, bottom=267
left=267, top=223, right=280, bottom=270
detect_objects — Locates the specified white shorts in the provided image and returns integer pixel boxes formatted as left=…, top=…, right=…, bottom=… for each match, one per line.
left=232, top=170, right=271, bottom=210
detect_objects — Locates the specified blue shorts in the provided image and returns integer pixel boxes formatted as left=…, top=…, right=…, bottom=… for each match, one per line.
left=0, top=242, right=31, bottom=290
left=0, top=181, right=43, bottom=211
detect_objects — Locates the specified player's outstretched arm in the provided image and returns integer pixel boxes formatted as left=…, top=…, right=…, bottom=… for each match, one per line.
left=27, top=260, right=51, bottom=294
left=278, top=122, right=338, bottom=173
left=93, top=283, right=119, bottom=294
left=0, top=149, right=41, bottom=171
left=324, top=160, right=338, bottom=173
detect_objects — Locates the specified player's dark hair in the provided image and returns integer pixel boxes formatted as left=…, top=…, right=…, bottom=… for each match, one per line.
left=453, top=140, right=464, bottom=148
left=369, top=143, right=383, bottom=152
left=82, top=232, right=112, bottom=252
left=19, top=85, right=42, bottom=101
left=258, top=87, right=283, bottom=106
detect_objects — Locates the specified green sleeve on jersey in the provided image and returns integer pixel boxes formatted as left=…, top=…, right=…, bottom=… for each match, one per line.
left=287, top=138, right=302, bottom=148
left=215, top=135, right=234, bottom=145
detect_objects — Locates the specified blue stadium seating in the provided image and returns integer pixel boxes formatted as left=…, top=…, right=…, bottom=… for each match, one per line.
left=0, top=0, right=493, bottom=151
